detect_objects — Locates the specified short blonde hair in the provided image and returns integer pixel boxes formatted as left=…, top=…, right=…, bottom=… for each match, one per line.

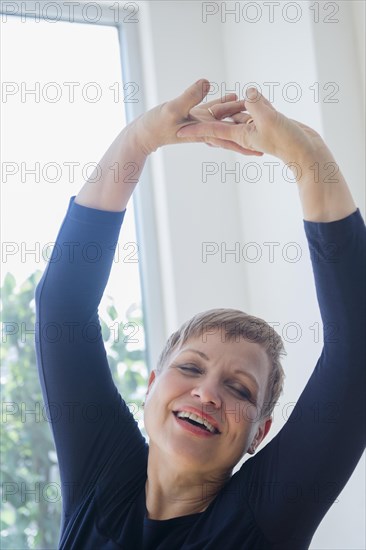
left=156, top=308, right=286, bottom=419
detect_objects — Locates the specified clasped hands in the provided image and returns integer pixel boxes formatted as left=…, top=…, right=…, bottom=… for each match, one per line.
left=132, top=78, right=326, bottom=166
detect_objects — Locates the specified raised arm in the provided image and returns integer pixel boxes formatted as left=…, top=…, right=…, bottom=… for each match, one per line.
left=34, top=80, right=250, bottom=520
left=34, top=198, right=148, bottom=520
left=177, top=87, right=365, bottom=545
left=177, top=86, right=357, bottom=222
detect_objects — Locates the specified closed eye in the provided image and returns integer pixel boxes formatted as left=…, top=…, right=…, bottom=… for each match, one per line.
left=229, top=385, right=253, bottom=401
left=178, top=364, right=202, bottom=374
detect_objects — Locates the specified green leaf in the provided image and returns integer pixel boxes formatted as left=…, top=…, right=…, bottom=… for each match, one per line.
left=2, top=273, right=17, bottom=295
left=106, top=304, right=118, bottom=321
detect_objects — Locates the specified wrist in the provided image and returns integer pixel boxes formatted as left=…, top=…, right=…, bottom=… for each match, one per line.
left=126, top=112, right=162, bottom=157
left=281, top=141, right=334, bottom=182
left=273, top=116, right=328, bottom=168
left=121, top=118, right=151, bottom=157
left=284, top=145, right=356, bottom=222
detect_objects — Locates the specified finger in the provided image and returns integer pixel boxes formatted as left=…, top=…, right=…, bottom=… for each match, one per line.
left=230, top=112, right=254, bottom=124
left=206, top=137, right=263, bottom=156
left=177, top=120, right=240, bottom=141
left=204, top=93, right=239, bottom=108
left=177, top=120, right=257, bottom=152
left=212, top=101, right=248, bottom=120
left=243, top=87, right=275, bottom=119
left=211, top=102, right=253, bottom=124
left=170, top=78, right=212, bottom=117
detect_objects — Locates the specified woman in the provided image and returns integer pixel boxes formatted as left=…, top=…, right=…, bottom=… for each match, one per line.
left=35, top=79, right=365, bottom=549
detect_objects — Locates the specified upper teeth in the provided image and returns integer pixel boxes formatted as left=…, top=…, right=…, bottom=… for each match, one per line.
left=176, top=411, right=217, bottom=433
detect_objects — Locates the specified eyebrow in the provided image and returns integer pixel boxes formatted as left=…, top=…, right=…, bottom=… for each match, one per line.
left=181, top=348, right=260, bottom=392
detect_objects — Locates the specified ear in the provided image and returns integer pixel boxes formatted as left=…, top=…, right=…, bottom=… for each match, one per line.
left=145, top=370, right=157, bottom=398
left=248, top=416, right=272, bottom=455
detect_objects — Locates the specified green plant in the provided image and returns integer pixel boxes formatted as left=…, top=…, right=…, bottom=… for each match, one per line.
left=1, top=271, right=148, bottom=549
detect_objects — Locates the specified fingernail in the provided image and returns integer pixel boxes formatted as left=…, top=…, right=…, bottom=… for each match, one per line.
left=247, top=88, right=258, bottom=99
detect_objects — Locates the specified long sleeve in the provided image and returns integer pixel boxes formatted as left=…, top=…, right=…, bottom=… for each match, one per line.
left=34, top=197, right=365, bottom=549
left=243, top=208, right=366, bottom=548
left=34, top=196, right=147, bottom=521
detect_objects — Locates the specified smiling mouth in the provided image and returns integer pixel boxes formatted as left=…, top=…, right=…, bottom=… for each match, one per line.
left=173, top=411, right=220, bottom=434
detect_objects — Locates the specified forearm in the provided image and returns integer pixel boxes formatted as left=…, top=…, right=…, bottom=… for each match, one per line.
left=74, top=80, right=247, bottom=212
left=74, top=121, right=148, bottom=212
left=287, top=143, right=357, bottom=222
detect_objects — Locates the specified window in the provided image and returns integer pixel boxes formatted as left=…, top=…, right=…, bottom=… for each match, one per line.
left=1, top=7, right=151, bottom=548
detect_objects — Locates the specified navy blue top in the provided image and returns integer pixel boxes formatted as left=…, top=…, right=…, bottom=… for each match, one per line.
left=35, top=196, right=366, bottom=549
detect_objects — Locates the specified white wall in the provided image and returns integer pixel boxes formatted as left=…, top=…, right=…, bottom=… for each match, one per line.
left=350, top=0, right=365, bottom=117
left=137, top=1, right=365, bottom=548
left=137, top=1, right=248, bottom=333
left=220, top=2, right=365, bottom=548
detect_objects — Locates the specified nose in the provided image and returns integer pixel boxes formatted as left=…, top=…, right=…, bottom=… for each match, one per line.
left=191, top=379, right=222, bottom=408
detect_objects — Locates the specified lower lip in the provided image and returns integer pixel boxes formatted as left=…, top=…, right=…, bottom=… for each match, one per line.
left=173, top=413, right=217, bottom=438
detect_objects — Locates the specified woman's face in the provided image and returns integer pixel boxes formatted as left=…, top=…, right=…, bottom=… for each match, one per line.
left=144, top=330, right=272, bottom=478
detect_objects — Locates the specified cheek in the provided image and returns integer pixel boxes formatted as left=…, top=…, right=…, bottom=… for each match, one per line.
left=143, top=375, right=183, bottom=430
left=232, top=401, right=262, bottom=428
left=157, top=372, right=193, bottom=398
left=244, top=403, right=262, bottom=423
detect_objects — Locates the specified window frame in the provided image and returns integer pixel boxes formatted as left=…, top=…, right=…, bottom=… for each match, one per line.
left=0, top=0, right=166, bottom=372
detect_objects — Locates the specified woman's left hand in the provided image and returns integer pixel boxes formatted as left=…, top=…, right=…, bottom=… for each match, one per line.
left=131, top=79, right=264, bottom=156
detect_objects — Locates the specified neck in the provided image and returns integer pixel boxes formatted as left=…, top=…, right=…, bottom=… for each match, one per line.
left=145, top=444, right=231, bottom=520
